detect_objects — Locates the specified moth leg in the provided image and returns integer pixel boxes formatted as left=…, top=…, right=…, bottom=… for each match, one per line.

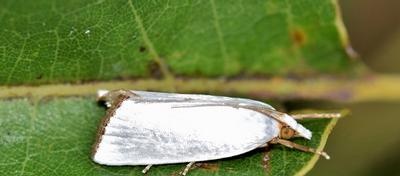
left=179, top=162, right=195, bottom=176
left=290, top=112, right=342, bottom=120
left=271, top=138, right=330, bottom=159
left=142, top=164, right=153, bottom=174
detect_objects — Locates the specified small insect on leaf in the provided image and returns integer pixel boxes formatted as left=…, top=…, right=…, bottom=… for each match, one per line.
left=92, top=90, right=340, bottom=175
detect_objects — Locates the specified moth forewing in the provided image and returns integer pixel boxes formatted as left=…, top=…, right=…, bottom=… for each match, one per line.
left=93, top=99, right=281, bottom=165
left=93, top=90, right=331, bottom=175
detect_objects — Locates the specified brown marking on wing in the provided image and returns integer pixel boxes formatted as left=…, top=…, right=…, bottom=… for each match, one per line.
left=91, top=94, right=130, bottom=158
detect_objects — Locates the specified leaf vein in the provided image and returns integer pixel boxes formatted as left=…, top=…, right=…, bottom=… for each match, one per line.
left=19, top=102, right=37, bottom=176
left=127, top=0, right=173, bottom=80
left=49, top=30, right=60, bottom=81
left=209, top=0, right=229, bottom=71
left=6, top=37, right=27, bottom=85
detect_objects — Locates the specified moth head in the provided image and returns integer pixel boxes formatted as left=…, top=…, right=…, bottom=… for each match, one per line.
left=279, top=114, right=312, bottom=140
left=279, top=126, right=297, bottom=139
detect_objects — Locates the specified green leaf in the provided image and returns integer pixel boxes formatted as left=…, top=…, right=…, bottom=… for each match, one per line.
left=0, top=97, right=339, bottom=176
left=0, top=0, right=360, bottom=85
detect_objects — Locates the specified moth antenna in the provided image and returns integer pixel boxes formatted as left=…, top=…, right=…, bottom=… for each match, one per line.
left=290, top=112, right=342, bottom=120
left=271, top=138, right=330, bottom=160
left=142, top=164, right=152, bottom=174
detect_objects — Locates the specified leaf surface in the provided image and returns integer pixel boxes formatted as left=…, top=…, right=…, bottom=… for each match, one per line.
left=0, top=0, right=358, bottom=85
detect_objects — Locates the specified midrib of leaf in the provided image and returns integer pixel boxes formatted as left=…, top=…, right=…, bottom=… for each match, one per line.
left=1, top=75, right=400, bottom=102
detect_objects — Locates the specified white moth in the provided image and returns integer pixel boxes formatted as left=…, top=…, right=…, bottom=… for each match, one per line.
left=92, top=90, right=338, bottom=175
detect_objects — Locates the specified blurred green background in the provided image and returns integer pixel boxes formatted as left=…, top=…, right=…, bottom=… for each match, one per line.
left=309, top=1, right=400, bottom=175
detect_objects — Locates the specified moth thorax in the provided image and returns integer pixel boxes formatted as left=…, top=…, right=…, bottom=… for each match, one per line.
left=280, top=126, right=296, bottom=139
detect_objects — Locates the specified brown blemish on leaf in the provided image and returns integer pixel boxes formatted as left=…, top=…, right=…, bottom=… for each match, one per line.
left=195, top=162, right=219, bottom=172
left=170, top=171, right=179, bottom=176
left=147, top=60, right=163, bottom=79
left=291, top=29, right=307, bottom=46
left=170, top=171, right=180, bottom=176
left=169, top=163, right=218, bottom=176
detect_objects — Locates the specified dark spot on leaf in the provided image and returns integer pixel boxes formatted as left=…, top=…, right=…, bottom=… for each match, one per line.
left=195, top=162, right=219, bottom=172
left=6, top=131, right=11, bottom=135
left=291, top=29, right=306, bottom=46
left=147, top=60, right=162, bottom=79
left=139, top=46, right=146, bottom=52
